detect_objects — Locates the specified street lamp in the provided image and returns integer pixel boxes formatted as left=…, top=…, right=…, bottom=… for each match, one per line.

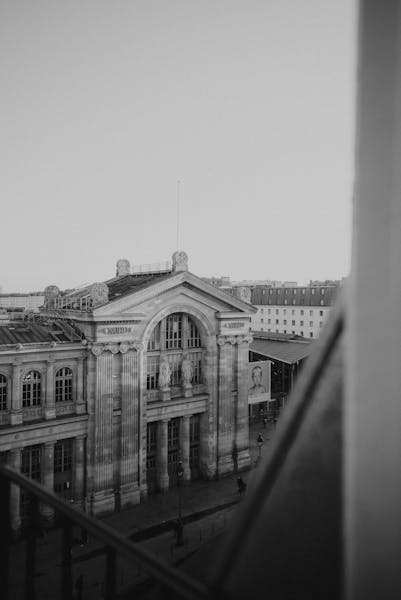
left=176, top=460, right=184, bottom=546
left=257, top=433, right=264, bottom=462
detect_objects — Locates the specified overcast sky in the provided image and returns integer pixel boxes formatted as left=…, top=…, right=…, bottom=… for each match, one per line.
left=1, top=1, right=357, bottom=292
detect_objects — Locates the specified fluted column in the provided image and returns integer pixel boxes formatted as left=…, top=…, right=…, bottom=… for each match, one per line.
left=76, top=359, right=86, bottom=415
left=216, top=336, right=235, bottom=476
left=180, top=415, right=191, bottom=481
left=157, top=419, right=169, bottom=492
left=74, top=435, right=86, bottom=507
left=91, top=347, right=114, bottom=515
left=9, top=447, right=21, bottom=535
left=41, top=441, right=55, bottom=521
left=10, top=360, right=22, bottom=425
left=236, top=336, right=252, bottom=470
left=44, top=359, right=55, bottom=420
left=120, top=348, right=140, bottom=508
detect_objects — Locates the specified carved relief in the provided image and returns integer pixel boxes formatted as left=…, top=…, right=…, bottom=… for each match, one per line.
left=116, top=258, right=130, bottom=277
left=172, top=250, right=188, bottom=272
left=181, top=353, right=193, bottom=386
left=90, top=282, right=109, bottom=305
left=158, top=358, right=171, bottom=390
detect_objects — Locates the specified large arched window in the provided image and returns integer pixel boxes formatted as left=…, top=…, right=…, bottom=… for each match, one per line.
left=146, top=313, right=203, bottom=391
left=55, top=367, right=73, bottom=403
left=22, top=371, right=41, bottom=407
left=0, top=374, right=7, bottom=411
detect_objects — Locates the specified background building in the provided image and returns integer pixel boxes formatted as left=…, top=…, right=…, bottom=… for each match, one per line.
left=0, top=252, right=254, bottom=528
left=250, top=284, right=340, bottom=338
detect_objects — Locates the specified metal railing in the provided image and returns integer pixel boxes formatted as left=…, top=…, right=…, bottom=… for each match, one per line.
left=0, top=465, right=212, bottom=600
left=131, top=261, right=172, bottom=274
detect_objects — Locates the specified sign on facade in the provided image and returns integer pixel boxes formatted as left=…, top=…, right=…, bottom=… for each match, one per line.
left=247, top=360, right=271, bottom=405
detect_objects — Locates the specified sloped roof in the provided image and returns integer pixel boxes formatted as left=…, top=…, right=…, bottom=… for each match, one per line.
left=250, top=334, right=312, bottom=364
left=0, top=320, right=83, bottom=346
left=105, top=271, right=175, bottom=301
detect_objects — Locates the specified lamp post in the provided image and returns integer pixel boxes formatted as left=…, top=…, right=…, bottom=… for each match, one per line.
left=176, top=460, right=184, bottom=546
left=257, top=433, right=264, bottom=462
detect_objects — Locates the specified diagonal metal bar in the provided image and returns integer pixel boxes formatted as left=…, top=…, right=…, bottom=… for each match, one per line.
left=61, top=518, right=73, bottom=600
left=211, top=290, right=345, bottom=587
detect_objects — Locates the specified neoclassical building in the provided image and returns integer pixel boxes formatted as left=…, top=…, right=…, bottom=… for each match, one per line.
left=0, top=252, right=255, bottom=525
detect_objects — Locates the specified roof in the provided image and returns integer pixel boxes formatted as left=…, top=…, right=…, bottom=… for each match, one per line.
left=105, top=271, right=175, bottom=301
left=0, top=320, right=83, bottom=346
left=251, top=285, right=339, bottom=307
left=250, top=333, right=312, bottom=364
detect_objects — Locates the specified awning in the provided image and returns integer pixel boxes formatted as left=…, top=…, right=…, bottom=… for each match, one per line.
left=250, top=338, right=312, bottom=364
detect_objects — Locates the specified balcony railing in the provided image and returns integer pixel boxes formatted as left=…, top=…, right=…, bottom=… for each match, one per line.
left=0, top=465, right=211, bottom=600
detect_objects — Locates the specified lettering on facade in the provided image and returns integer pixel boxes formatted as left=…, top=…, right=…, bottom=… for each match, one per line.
left=100, top=326, right=133, bottom=335
left=223, top=322, right=245, bottom=329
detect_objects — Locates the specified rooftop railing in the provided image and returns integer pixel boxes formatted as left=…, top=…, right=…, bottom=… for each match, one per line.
left=131, top=261, right=172, bottom=274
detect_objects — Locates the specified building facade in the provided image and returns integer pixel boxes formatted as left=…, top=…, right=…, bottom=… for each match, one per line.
left=250, top=285, right=339, bottom=339
left=0, top=252, right=254, bottom=529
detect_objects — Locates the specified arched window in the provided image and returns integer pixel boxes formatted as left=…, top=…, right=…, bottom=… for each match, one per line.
left=0, top=375, right=7, bottom=411
left=146, top=313, right=203, bottom=391
left=22, top=371, right=41, bottom=407
left=55, top=367, right=73, bottom=402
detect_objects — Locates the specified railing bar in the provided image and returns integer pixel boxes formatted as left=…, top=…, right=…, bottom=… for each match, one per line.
left=105, top=548, right=116, bottom=600
left=25, top=496, right=38, bottom=600
left=61, top=519, right=73, bottom=600
left=0, top=475, right=11, bottom=600
left=211, top=290, right=345, bottom=585
left=0, top=465, right=210, bottom=600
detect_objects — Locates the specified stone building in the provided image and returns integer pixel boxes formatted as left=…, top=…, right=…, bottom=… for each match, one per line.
left=0, top=252, right=255, bottom=527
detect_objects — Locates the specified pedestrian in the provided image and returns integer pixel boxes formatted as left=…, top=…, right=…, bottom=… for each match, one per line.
left=257, top=432, right=264, bottom=444
left=263, top=415, right=268, bottom=428
left=237, top=476, right=247, bottom=496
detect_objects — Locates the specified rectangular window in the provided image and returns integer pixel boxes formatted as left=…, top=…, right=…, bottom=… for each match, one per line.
left=260, top=308, right=264, bottom=313
left=147, top=356, right=160, bottom=390
left=147, top=323, right=161, bottom=351
left=319, top=322, right=323, bottom=328
left=261, top=318, right=264, bottom=323
left=300, top=309, right=304, bottom=315
left=187, top=320, right=201, bottom=348
left=321, top=288, right=325, bottom=295
left=291, top=309, right=295, bottom=315
left=300, top=331, right=304, bottom=336
left=275, top=319, right=279, bottom=325
left=309, top=321, right=313, bottom=327
left=300, top=320, right=304, bottom=326
left=292, top=320, right=295, bottom=326
left=0, top=380, right=7, bottom=411
left=165, top=315, right=182, bottom=349
left=191, top=351, right=202, bottom=384
left=319, top=310, right=323, bottom=316
left=268, top=309, right=271, bottom=314
left=54, top=439, right=73, bottom=474
left=275, top=309, right=279, bottom=315
left=268, top=319, right=271, bottom=324
left=284, top=299, right=288, bottom=305
left=283, top=330, right=287, bottom=334
left=292, top=330, right=295, bottom=334
left=283, top=319, right=287, bottom=325
left=283, top=309, right=287, bottom=315
left=309, top=310, right=313, bottom=316
left=310, top=332, right=314, bottom=338
left=311, top=288, right=315, bottom=295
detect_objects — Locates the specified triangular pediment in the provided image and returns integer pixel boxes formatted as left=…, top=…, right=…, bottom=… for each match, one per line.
left=92, top=271, right=256, bottom=318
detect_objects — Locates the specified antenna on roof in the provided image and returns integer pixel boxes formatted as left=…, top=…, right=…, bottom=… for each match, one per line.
left=176, top=179, right=181, bottom=250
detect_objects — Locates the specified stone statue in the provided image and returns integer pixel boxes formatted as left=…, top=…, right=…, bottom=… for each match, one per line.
left=181, top=353, right=193, bottom=387
left=116, top=259, right=130, bottom=277
left=159, top=358, right=171, bottom=390
left=172, top=250, right=188, bottom=272
left=90, top=282, right=109, bottom=305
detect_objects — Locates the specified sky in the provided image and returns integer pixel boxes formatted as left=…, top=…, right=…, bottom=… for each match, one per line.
left=0, top=1, right=357, bottom=292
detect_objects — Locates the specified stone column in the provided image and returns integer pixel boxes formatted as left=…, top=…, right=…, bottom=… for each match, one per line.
left=10, top=360, right=22, bottom=426
left=9, top=447, right=21, bottom=535
left=76, top=359, right=86, bottom=415
left=179, top=415, right=191, bottom=481
left=41, top=441, right=55, bottom=521
left=74, top=435, right=86, bottom=508
left=44, top=359, right=55, bottom=420
left=120, top=347, right=140, bottom=508
left=91, top=347, right=114, bottom=516
left=236, top=336, right=252, bottom=471
left=216, top=336, right=235, bottom=476
left=157, top=419, right=169, bottom=492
